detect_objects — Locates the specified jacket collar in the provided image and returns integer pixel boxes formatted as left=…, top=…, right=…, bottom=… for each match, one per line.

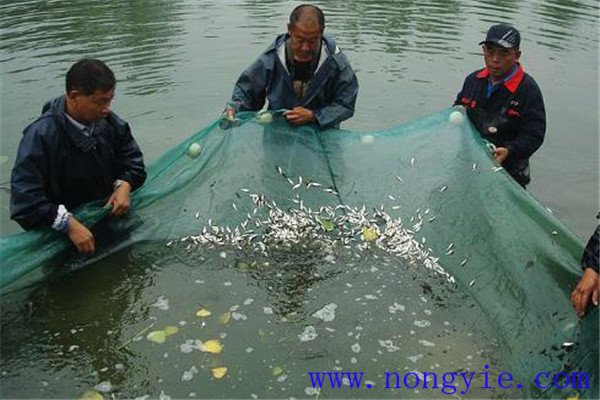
left=476, top=63, right=524, bottom=93
left=48, top=95, right=109, bottom=153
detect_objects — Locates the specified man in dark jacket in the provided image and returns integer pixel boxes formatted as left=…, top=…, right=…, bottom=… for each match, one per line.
left=224, top=4, right=359, bottom=130
left=571, top=223, right=599, bottom=317
left=10, top=59, right=146, bottom=254
left=454, top=24, right=546, bottom=187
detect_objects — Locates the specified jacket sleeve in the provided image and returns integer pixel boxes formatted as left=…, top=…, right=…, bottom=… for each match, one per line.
left=10, top=127, right=58, bottom=230
left=504, top=80, right=546, bottom=162
left=582, top=225, right=599, bottom=273
left=231, top=56, right=270, bottom=112
left=114, top=121, right=146, bottom=191
left=313, top=54, right=359, bottom=129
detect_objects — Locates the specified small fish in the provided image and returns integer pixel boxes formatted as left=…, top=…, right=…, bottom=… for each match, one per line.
left=469, top=279, right=475, bottom=287
left=472, top=163, right=477, bottom=171
left=195, top=211, right=200, bottom=219
left=232, top=203, right=237, bottom=211
left=551, top=231, right=558, bottom=236
left=428, top=216, right=436, bottom=222
left=492, top=166, right=503, bottom=172
left=276, top=166, right=283, bottom=175
left=460, top=258, right=468, bottom=266
left=446, top=243, right=454, bottom=252
left=287, top=178, right=294, bottom=185
left=311, top=182, right=323, bottom=187
left=388, top=195, right=396, bottom=201
left=439, top=186, right=448, bottom=192
left=392, top=205, right=402, bottom=210
left=410, top=157, right=415, bottom=166
left=241, top=188, right=250, bottom=193
left=396, top=175, right=403, bottom=182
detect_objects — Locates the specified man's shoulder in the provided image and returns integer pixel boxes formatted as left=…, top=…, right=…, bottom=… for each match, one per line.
left=464, top=68, right=486, bottom=81
left=519, top=71, right=542, bottom=93
left=22, top=111, right=58, bottom=139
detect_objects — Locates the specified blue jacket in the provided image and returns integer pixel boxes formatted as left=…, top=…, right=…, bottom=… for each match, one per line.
left=582, top=225, right=599, bottom=273
left=231, top=34, right=359, bottom=129
left=10, top=96, right=146, bottom=230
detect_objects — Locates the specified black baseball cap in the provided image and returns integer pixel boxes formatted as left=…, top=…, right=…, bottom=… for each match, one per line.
left=479, top=24, right=521, bottom=49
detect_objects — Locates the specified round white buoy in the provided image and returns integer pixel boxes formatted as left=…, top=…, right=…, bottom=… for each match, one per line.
left=255, top=112, right=273, bottom=125
left=361, top=134, right=375, bottom=145
left=186, top=142, right=202, bottom=158
left=449, top=111, right=464, bottom=126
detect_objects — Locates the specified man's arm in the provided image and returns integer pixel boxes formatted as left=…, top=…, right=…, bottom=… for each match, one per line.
left=230, top=57, right=271, bottom=112
left=503, top=81, right=546, bottom=163
left=114, top=121, right=146, bottom=192
left=571, top=225, right=599, bottom=317
left=108, top=119, right=146, bottom=216
left=312, top=54, right=359, bottom=129
left=10, top=128, right=59, bottom=230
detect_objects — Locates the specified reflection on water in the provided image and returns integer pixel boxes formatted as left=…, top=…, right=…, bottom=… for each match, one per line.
left=0, top=0, right=188, bottom=95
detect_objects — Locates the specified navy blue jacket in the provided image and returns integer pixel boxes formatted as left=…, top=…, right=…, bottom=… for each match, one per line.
left=10, top=96, right=146, bottom=230
left=455, top=64, right=546, bottom=186
left=231, top=34, right=359, bottom=129
left=582, top=225, right=599, bottom=273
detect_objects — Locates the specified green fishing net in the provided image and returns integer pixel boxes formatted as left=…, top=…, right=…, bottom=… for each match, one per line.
left=0, top=108, right=596, bottom=399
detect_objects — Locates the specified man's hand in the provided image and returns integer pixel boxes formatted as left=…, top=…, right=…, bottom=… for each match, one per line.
left=67, top=216, right=95, bottom=254
left=284, top=107, right=316, bottom=125
left=570, top=267, right=600, bottom=317
left=105, top=181, right=132, bottom=217
left=219, top=107, right=238, bottom=130
left=493, top=147, right=509, bottom=164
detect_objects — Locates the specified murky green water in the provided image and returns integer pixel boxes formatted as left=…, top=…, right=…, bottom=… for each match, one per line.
left=0, top=0, right=598, bottom=398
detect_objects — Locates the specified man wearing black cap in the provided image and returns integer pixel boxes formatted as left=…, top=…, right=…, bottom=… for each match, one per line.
left=454, top=24, right=546, bottom=187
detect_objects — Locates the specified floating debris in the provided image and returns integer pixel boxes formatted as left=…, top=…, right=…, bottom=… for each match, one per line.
left=362, top=227, right=379, bottom=242
left=94, top=381, right=113, bottom=393
left=181, top=366, right=199, bottom=382
left=196, top=309, right=212, bottom=317
left=298, top=326, right=318, bottom=342
left=312, top=303, right=338, bottom=322
left=163, top=326, right=179, bottom=337
left=219, top=312, right=232, bottom=325
left=202, top=339, right=223, bottom=354
left=146, top=331, right=167, bottom=344
left=79, top=390, right=104, bottom=400
left=212, top=367, right=228, bottom=379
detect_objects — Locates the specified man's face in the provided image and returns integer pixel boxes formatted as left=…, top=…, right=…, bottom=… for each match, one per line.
left=288, top=22, right=322, bottom=63
left=482, top=44, right=521, bottom=80
left=67, top=87, right=114, bottom=124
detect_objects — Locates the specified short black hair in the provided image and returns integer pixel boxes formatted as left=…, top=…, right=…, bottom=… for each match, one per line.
left=65, top=59, right=116, bottom=95
left=289, top=4, right=325, bottom=32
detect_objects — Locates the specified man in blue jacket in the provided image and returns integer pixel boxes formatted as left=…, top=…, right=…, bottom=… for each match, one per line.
left=224, top=4, right=359, bottom=129
left=10, top=59, right=146, bottom=255
left=454, top=24, right=546, bottom=187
